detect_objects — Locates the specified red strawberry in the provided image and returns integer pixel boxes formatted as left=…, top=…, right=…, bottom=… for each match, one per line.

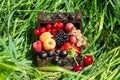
left=60, top=42, right=80, bottom=54
left=33, top=40, right=42, bottom=53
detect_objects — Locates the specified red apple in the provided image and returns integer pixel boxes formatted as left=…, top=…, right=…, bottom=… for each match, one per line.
left=70, top=35, right=77, bottom=44
left=64, top=23, right=74, bottom=32
left=33, top=40, right=42, bottom=53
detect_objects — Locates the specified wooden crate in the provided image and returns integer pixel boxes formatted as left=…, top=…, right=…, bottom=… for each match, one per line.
left=36, top=11, right=83, bottom=70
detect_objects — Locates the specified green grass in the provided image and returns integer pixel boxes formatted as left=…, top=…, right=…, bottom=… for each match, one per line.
left=0, top=0, right=120, bottom=80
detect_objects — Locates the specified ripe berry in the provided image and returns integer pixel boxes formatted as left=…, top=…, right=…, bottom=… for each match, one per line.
left=34, top=29, right=41, bottom=36
left=39, top=51, right=48, bottom=59
left=73, top=64, right=84, bottom=72
left=53, top=22, right=59, bottom=28
left=57, top=22, right=64, bottom=31
left=47, top=29, right=52, bottom=33
left=70, top=35, right=77, bottom=44
left=52, top=55, right=60, bottom=64
left=58, top=22, right=64, bottom=29
left=55, top=49, right=61, bottom=55
left=48, top=50, right=55, bottom=57
left=83, top=55, right=93, bottom=66
left=59, top=50, right=68, bottom=58
left=39, top=27, right=46, bottom=34
left=46, top=24, right=52, bottom=29
left=51, top=28, right=57, bottom=35
left=64, top=23, right=74, bottom=32
left=33, top=40, right=42, bottom=53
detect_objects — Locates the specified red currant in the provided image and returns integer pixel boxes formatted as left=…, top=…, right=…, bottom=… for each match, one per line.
left=46, top=24, right=52, bottom=29
left=73, top=64, right=84, bottom=72
left=53, top=22, right=59, bottom=28
left=39, top=27, right=46, bottom=34
left=34, top=29, right=41, bottom=36
left=47, top=29, right=52, bottom=33
left=83, top=55, right=93, bottom=66
left=58, top=22, right=64, bottom=29
left=51, top=28, right=57, bottom=35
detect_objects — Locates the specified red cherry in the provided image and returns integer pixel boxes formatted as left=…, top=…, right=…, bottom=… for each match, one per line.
left=70, top=35, right=77, bottom=44
left=34, top=29, right=41, bottom=36
left=39, top=27, right=46, bottom=34
left=64, top=23, right=74, bottom=32
left=58, top=22, right=64, bottom=29
left=83, top=55, right=94, bottom=66
left=46, top=24, right=52, bottom=29
left=51, top=28, right=57, bottom=35
left=53, top=22, right=59, bottom=28
left=73, top=64, right=84, bottom=72
left=47, top=29, right=52, bottom=33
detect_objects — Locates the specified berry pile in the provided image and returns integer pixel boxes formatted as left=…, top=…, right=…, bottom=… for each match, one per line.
left=33, top=22, right=94, bottom=72
left=54, top=30, right=69, bottom=47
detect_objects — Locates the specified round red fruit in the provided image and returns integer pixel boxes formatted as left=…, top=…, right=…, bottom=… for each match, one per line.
left=58, top=22, right=64, bottom=29
left=33, top=40, right=42, bottom=53
left=64, top=23, right=74, bottom=32
left=46, top=24, right=52, bottom=29
left=83, top=55, right=94, bottom=66
left=51, top=28, right=57, bottom=35
left=34, top=29, right=41, bottom=36
left=73, top=64, right=84, bottom=72
left=47, top=29, right=52, bottom=33
left=53, top=22, right=59, bottom=28
left=39, top=27, right=46, bottom=34
left=70, top=35, right=77, bottom=44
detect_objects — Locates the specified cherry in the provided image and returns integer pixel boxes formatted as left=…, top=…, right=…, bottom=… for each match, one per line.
left=39, top=27, right=46, bottom=34
left=34, top=29, right=41, bottom=36
left=53, top=22, right=59, bottom=28
left=73, top=64, right=84, bottom=72
left=58, top=22, right=64, bottom=29
left=51, top=28, right=57, bottom=35
left=47, top=29, right=52, bottom=33
left=83, top=55, right=93, bottom=66
left=46, top=24, right=52, bottom=29
left=64, top=23, right=74, bottom=32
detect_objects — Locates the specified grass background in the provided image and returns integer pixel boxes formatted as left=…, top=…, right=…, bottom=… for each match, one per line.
left=0, top=0, right=120, bottom=80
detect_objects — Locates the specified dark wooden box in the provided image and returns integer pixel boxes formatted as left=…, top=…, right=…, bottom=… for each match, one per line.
left=36, top=11, right=83, bottom=70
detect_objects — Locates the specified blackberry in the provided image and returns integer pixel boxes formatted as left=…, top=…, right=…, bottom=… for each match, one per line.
left=54, top=30, right=69, bottom=47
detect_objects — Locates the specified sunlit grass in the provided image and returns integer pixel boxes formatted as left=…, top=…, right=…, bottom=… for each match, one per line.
left=0, top=0, right=120, bottom=79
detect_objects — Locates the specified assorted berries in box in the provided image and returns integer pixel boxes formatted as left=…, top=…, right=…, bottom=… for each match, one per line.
left=32, top=12, right=93, bottom=72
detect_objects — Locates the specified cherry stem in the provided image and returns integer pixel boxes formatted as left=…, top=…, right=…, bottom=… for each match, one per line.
left=73, top=55, right=79, bottom=66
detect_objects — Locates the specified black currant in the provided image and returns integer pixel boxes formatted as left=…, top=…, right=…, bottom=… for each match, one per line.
left=55, top=49, right=61, bottom=55
left=48, top=50, right=54, bottom=57
left=59, top=50, right=68, bottom=58
left=52, top=55, right=60, bottom=64
left=41, top=52, right=48, bottom=59
left=39, top=51, right=48, bottom=59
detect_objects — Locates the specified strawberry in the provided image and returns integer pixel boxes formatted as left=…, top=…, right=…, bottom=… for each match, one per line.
left=60, top=42, right=80, bottom=54
left=33, top=40, right=42, bottom=53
